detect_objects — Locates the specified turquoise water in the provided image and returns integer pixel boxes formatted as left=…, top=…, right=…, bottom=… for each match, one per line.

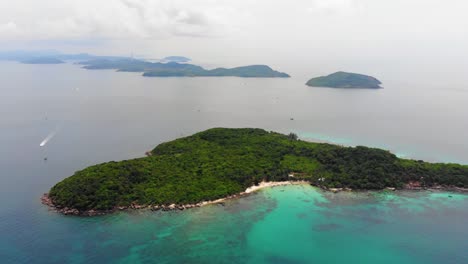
left=247, top=186, right=468, bottom=264
left=4, top=185, right=466, bottom=263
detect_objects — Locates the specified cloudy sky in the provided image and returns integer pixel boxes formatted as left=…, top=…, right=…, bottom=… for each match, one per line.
left=1, top=0, right=467, bottom=80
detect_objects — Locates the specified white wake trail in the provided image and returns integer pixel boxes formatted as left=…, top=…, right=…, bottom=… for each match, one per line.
left=39, top=127, right=60, bottom=147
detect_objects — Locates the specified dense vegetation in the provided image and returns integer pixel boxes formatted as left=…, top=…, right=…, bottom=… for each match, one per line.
left=49, top=128, right=468, bottom=211
left=306, top=71, right=382, bottom=88
left=79, top=58, right=290, bottom=78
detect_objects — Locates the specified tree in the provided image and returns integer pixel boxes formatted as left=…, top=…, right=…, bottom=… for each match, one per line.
left=287, top=132, right=298, bottom=141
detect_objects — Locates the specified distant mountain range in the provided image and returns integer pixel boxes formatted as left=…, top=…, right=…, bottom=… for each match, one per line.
left=0, top=50, right=289, bottom=78
left=0, top=50, right=99, bottom=62
left=79, top=58, right=289, bottom=78
left=21, top=57, right=65, bottom=64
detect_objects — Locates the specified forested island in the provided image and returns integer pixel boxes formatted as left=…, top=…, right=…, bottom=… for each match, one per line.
left=43, top=128, right=468, bottom=216
left=80, top=58, right=290, bottom=78
left=306, top=71, right=382, bottom=88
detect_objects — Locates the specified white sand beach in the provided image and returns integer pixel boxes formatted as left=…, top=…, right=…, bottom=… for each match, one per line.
left=244, top=181, right=309, bottom=193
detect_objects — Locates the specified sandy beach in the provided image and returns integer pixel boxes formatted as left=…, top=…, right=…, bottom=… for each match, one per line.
left=244, top=181, right=309, bottom=193
left=201, top=181, right=309, bottom=207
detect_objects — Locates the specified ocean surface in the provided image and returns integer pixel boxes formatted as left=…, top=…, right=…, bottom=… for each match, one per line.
left=0, top=61, right=467, bottom=263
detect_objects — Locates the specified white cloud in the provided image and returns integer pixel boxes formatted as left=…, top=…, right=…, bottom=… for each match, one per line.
left=0, top=0, right=239, bottom=40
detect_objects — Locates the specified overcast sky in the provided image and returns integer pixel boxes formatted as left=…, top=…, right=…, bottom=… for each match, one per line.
left=1, top=0, right=467, bottom=81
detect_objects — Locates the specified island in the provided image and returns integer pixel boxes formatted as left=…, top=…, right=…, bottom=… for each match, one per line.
left=21, top=57, right=65, bottom=64
left=1, top=50, right=289, bottom=78
left=306, top=71, right=382, bottom=88
left=0, top=50, right=123, bottom=62
left=160, top=56, right=191, bottom=63
left=43, top=128, right=468, bottom=216
left=79, top=58, right=290, bottom=78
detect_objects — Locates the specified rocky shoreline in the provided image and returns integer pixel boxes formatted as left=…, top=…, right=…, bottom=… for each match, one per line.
left=319, top=184, right=468, bottom=194
left=41, top=181, right=309, bottom=216
left=41, top=191, right=255, bottom=216
left=41, top=182, right=468, bottom=216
